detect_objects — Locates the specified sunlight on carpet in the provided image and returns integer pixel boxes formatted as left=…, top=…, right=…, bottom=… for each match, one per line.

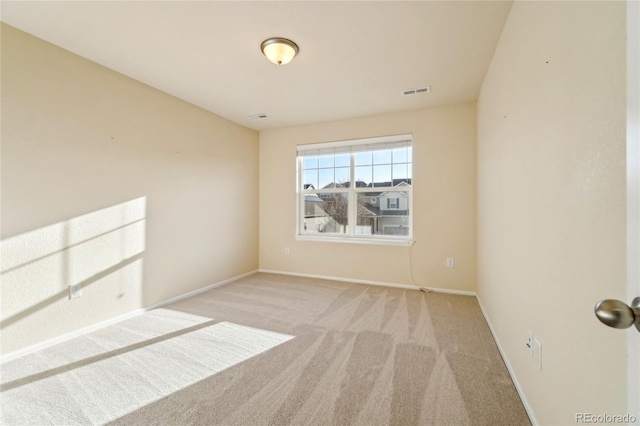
left=0, top=309, right=294, bottom=425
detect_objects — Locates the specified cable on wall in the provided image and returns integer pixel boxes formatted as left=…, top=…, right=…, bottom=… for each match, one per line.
left=407, top=241, right=432, bottom=293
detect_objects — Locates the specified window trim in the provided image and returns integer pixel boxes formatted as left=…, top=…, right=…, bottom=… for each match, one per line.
left=298, top=133, right=412, bottom=153
left=296, top=134, right=413, bottom=245
left=295, top=234, right=414, bottom=246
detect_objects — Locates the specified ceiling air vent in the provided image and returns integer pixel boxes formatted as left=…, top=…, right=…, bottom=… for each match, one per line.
left=402, top=86, right=431, bottom=96
left=249, top=113, right=269, bottom=120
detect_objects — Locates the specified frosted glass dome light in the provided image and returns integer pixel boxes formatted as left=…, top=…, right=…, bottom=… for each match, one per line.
left=261, top=38, right=299, bottom=65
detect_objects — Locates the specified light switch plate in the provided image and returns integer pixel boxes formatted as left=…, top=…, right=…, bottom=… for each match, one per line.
left=534, top=338, right=542, bottom=370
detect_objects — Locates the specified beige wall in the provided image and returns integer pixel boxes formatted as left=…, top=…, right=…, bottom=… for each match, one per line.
left=0, top=24, right=259, bottom=355
left=477, top=2, right=627, bottom=424
left=260, top=104, right=477, bottom=292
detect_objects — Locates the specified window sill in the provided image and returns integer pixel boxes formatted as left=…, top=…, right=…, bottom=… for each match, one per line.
left=295, top=235, right=415, bottom=247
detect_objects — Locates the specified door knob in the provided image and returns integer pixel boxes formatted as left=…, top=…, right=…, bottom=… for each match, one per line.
left=594, top=297, right=640, bottom=331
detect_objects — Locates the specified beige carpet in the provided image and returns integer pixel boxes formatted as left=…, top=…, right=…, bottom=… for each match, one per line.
left=0, top=273, right=530, bottom=425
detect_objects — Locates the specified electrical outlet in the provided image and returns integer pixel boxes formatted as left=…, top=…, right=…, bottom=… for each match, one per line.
left=534, top=338, right=542, bottom=370
left=70, top=283, right=82, bottom=299
left=526, top=330, right=533, bottom=356
left=284, top=247, right=291, bottom=255
left=446, top=257, right=455, bottom=268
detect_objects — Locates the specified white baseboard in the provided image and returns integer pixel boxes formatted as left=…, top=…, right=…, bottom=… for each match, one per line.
left=0, top=269, right=258, bottom=364
left=476, top=295, right=538, bottom=426
left=145, top=269, right=258, bottom=311
left=2, top=268, right=470, bottom=363
left=0, top=308, right=146, bottom=364
left=258, top=269, right=476, bottom=296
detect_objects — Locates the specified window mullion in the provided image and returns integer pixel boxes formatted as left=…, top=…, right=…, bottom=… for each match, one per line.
left=349, top=152, right=356, bottom=236
left=297, top=156, right=302, bottom=235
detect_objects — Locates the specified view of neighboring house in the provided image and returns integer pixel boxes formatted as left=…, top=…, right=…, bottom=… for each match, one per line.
left=302, top=186, right=335, bottom=234
left=303, top=179, right=411, bottom=236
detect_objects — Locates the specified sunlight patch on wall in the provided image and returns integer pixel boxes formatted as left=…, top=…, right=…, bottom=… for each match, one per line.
left=0, top=197, right=147, bottom=355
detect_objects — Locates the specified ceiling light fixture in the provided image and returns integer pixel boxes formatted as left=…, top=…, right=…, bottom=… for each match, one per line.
left=260, top=37, right=299, bottom=65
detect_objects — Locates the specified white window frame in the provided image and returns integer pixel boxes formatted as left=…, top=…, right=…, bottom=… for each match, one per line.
left=296, top=134, right=413, bottom=246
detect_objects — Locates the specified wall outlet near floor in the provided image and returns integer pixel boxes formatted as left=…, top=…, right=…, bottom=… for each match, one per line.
left=70, top=283, right=82, bottom=299
left=534, top=338, right=542, bottom=370
left=446, top=257, right=455, bottom=268
left=526, top=330, right=533, bottom=356
left=284, top=247, right=290, bottom=255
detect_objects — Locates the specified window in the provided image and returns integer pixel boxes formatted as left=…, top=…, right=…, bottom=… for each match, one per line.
left=297, top=134, right=412, bottom=244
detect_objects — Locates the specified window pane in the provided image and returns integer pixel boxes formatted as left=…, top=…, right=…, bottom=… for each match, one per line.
left=355, top=165, right=372, bottom=186
left=373, top=149, right=392, bottom=165
left=393, top=163, right=408, bottom=180
left=318, top=154, right=333, bottom=168
left=303, top=156, right=318, bottom=169
left=407, top=146, right=412, bottom=162
left=373, top=164, right=392, bottom=187
left=335, top=153, right=350, bottom=167
left=392, top=147, right=407, bottom=163
left=302, top=193, right=348, bottom=235
left=357, top=194, right=410, bottom=236
left=319, top=168, right=334, bottom=189
left=335, top=167, right=350, bottom=185
left=303, top=169, right=318, bottom=189
left=354, top=151, right=372, bottom=166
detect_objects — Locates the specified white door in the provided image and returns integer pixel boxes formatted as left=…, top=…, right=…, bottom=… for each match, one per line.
left=627, top=0, right=639, bottom=422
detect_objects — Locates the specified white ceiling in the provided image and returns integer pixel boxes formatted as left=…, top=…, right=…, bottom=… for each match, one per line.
left=0, top=1, right=513, bottom=131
